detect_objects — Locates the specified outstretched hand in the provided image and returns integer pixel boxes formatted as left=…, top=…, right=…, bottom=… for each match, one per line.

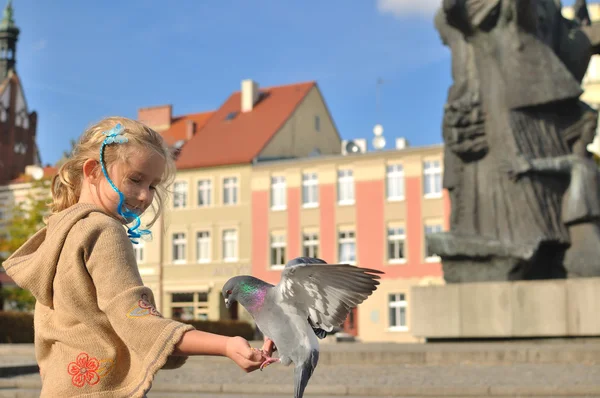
left=498, top=153, right=532, bottom=181
left=225, top=336, right=267, bottom=373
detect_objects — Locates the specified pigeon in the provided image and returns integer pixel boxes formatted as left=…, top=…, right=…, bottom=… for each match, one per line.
left=222, top=256, right=384, bottom=398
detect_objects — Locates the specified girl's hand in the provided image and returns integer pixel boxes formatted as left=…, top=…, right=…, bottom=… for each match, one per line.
left=224, top=336, right=266, bottom=373
left=261, top=336, right=276, bottom=357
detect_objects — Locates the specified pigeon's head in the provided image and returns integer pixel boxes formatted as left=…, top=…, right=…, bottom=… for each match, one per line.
left=222, top=275, right=268, bottom=310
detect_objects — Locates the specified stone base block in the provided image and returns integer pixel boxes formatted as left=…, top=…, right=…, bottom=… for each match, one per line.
left=411, top=278, right=600, bottom=338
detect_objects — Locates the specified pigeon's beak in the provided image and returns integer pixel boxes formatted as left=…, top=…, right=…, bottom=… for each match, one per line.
left=224, top=298, right=230, bottom=308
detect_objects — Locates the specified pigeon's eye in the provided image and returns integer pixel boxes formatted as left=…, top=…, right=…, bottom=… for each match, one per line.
left=226, top=289, right=232, bottom=296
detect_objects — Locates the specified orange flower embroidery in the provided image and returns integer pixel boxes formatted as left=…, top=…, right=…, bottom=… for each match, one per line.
left=127, top=293, right=162, bottom=318
left=67, top=353, right=100, bottom=387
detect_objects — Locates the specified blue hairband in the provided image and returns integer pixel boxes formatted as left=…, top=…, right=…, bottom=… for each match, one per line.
left=100, top=123, right=150, bottom=244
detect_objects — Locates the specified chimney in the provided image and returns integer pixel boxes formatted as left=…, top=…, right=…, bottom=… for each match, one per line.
left=241, top=79, right=260, bottom=113
left=186, top=120, right=196, bottom=140
left=137, top=105, right=172, bottom=132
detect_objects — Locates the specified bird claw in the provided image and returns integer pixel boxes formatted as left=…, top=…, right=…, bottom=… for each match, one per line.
left=259, top=356, right=280, bottom=371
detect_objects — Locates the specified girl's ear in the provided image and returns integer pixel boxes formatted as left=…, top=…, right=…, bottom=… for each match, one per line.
left=82, top=159, right=101, bottom=184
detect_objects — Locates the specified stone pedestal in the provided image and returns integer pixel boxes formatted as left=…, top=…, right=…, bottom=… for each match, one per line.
left=411, top=278, right=600, bottom=339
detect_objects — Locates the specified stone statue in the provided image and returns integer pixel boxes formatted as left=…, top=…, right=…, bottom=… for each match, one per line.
left=430, top=0, right=600, bottom=283
left=500, top=104, right=600, bottom=278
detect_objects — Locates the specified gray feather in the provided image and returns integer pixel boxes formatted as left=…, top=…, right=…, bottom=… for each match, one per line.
left=295, top=350, right=319, bottom=398
left=275, top=258, right=383, bottom=332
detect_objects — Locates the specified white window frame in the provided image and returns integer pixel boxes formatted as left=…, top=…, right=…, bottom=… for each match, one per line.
left=337, top=169, right=355, bottom=205
left=270, top=176, right=287, bottom=211
left=223, top=177, right=239, bottom=206
left=270, top=233, right=287, bottom=270
left=197, top=179, right=212, bottom=207
left=386, top=164, right=405, bottom=201
left=134, top=241, right=145, bottom=264
left=302, top=232, right=319, bottom=258
left=196, top=231, right=211, bottom=263
left=170, top=292, right=209, bottom=321
left=302, top=173, right=319, bottom=208
left=388, top=293, right=408, bottom=331
left=387, top=226, right=406, bottom=264
left=222, top=229, right=238, bottom=262
left=424, top=224, right=443, bottom=262
left=423, top=160, right=442, bottom=199
left=338, top=229, right=356, bottom=264
left=172, top=232, right=187, bottom=264
left=173, top=181, right=188, bottom=209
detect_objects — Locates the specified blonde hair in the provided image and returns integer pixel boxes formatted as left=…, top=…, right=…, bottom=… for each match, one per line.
left=50, top=116, right=175, bottom=227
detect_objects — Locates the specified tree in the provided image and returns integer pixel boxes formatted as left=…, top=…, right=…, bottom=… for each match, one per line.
left=0, top=177, right=51, bottom=312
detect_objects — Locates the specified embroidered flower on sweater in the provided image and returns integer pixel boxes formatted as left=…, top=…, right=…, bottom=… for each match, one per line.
left=127, top=293, right=162, bottom=318
left=67, top=353, right=101, bottom=387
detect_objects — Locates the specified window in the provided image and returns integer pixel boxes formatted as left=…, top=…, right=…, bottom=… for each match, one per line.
left=170, top=292, right=209, bottom=321
left=271, top=176, right=287, bottom=210
left=173, top=181, right=188, bottom=209
left=337, top=169, right=355, bottom=205
left=197, top=179, right=211, bottom=207
left=270, top=233, right=286, bottom=268
left=315, top=115, right=321, bottom=132
left=389, top=293, right=408, bottom=330
left=133, top=241, right=145, bottom=264
left=223, top=177, right=238, bottom=205
left=302, top=173, right=319, bottom=207
left=196, top=231, right=211, bottom=263
left=172, top=233, right=186, bottom=264
left=424, top=224, right=443, bottom=261
left=423, top=160, right=442, bottom=198
left=388, top=227, right=405, bottom=263
left=386, top=164, right=404, bottom=201
left=222, top=229, right=238, bottom=262
left=338, top=230, right=356, bottom=264
left=302, top=232, right=319, bottom=258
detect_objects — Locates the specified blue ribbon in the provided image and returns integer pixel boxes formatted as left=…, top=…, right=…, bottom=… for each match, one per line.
left=100, top=123, right=150, bottom=244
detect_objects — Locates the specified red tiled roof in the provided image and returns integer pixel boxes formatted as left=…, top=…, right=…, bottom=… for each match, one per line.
left=161, top=111, right=215, bottom=147
left=176, top=81, right=316, bottom=169
left=10, top=166, right=57, bottom=184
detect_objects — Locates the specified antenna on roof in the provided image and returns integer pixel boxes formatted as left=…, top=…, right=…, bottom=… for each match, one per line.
left=372, top=78, right=386, bottom=151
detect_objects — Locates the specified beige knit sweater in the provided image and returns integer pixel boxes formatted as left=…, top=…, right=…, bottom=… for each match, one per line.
left=3, top=203, right=194, bottom=397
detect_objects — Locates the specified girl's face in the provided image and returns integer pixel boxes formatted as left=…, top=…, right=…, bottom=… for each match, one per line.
left=81, top=146, right=166, bottom=222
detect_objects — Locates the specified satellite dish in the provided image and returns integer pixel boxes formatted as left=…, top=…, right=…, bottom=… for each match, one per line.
left=373, top=124, right=384, bottom=136
left=373, top=136, right=386, bottom=150
left=174, top=140, right=185, bottom=150
left=345, top=141, right=361, bottom=155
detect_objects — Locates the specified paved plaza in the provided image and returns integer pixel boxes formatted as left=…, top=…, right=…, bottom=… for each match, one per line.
left=3, top=342, right=600, bottom=397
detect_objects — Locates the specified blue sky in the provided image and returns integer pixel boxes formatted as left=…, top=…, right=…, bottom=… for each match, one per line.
left=12, top=0, right=580, bottom=165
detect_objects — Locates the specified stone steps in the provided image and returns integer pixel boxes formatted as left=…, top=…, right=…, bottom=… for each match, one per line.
left=3, top=385, right=600, bottom=397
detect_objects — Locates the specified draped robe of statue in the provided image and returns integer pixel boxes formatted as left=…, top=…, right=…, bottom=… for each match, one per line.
left=436, top=0, right=584, bottom=280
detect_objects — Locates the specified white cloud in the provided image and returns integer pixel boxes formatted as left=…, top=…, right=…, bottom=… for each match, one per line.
left=376, top=0, right=441, bottom=18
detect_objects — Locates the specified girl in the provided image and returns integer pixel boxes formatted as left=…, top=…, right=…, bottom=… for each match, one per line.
left=3, top=117, right=271, bottom=397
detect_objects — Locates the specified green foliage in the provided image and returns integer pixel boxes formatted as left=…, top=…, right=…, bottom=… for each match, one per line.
left=0, top=178, right=50, bottom=256
left=0, top=287, right=36, bottom=311
left=0, top=311, right=34, bottom=343
left=0, top=177, right=51, bottom=312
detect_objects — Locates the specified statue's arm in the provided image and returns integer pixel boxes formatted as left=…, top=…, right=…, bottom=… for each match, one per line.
left=581, top=23, right=600, bottom=54
left=529, top=155, right=580, bottom=175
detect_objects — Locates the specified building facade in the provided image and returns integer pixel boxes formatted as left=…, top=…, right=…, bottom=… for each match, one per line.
left=135, top=79, right=343, bottom=325
left=250, top=144, right=448, bottom=342
left=0, top=1, right=39, bottom=184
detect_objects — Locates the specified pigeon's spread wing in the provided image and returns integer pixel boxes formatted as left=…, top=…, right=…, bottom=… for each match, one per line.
left=275, top=257, right=383, bottom=332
